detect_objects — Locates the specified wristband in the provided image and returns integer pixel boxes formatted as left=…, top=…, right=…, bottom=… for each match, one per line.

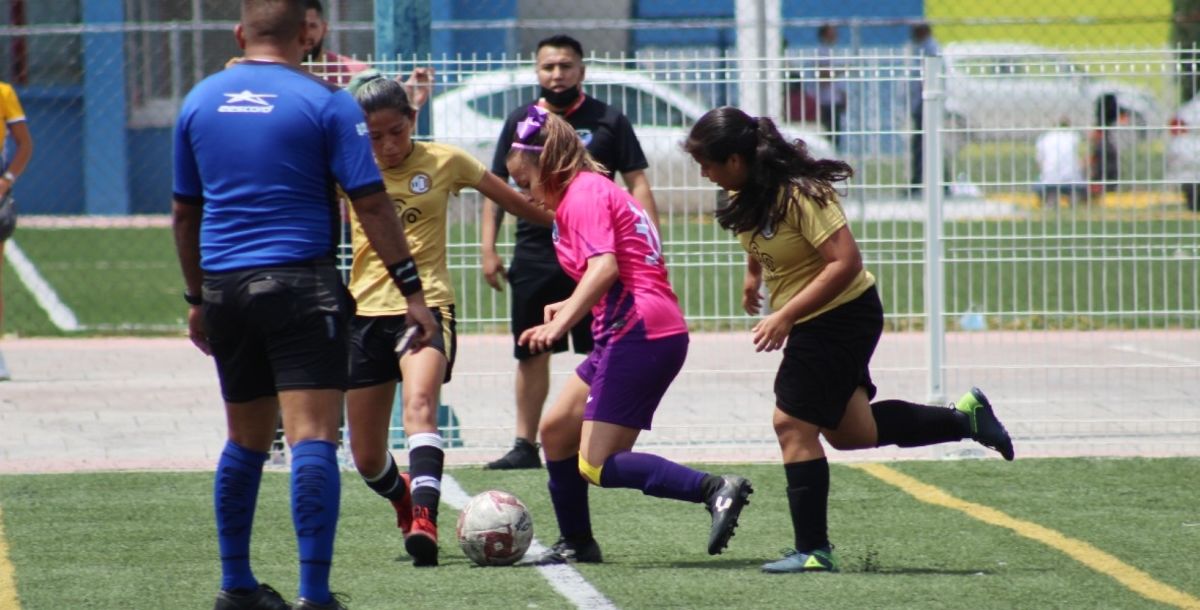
left=183, top=291, right=203, bottom=306
left=386, top=257, right=423, bottom=297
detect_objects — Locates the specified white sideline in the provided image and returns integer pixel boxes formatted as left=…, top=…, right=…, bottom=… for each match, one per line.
left=5, top=239, right=80, bottom=331
left=441, top=474, right=618, bottom=610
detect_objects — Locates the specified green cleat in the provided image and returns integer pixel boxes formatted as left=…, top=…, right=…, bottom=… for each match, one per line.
left=955, top=387, right=1015, bottom=461
left=761, top=546, right=838, bottom=573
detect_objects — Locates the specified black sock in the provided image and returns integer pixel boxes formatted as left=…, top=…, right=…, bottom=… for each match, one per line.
left=363, top=453, right=407, bottom=502
left=872, top=400, right=969, bottom=447
left=784, top=459, right=830, bottom=552
left=409, top=444, right=444, bottom=524
left=700, top=474, right=723, bottom=504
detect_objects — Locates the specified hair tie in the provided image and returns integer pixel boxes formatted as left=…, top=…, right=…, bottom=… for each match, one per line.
left=512, top=105, right=550, bottom=151
left=346, top=69, right=385, bottom=95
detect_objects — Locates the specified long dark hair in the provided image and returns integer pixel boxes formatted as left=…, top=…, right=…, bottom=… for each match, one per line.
left=684, top=106, right=853, bottom=235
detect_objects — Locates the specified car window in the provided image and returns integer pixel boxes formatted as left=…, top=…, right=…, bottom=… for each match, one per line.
left=591, top=83, right=693, bottom=128
left=466, top=84, right=539, bottom=120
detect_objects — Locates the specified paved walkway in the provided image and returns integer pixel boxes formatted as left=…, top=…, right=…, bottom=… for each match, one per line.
left=1, top=332, right=1196, bottom=473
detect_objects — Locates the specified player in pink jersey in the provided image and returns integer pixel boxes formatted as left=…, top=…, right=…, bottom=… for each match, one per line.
left=505, top=106, right=752, bottom=564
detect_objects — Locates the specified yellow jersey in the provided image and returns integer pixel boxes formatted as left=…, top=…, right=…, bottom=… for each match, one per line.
left=348, top=141, right=486, bottom=315
left=737, top=184, right=875, bottom=324
left=0, top=82, right=27, bottom=156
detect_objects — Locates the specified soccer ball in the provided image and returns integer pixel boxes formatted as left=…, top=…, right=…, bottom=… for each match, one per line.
left=456, top=490, right=533, bottom=566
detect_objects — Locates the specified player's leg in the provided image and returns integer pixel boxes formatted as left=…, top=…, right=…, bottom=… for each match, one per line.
left=576, top=333, right=751, bottom=555
left=398, top=342, right=450, bottom=567
left=206, top=270, right=291, bottom=610
left=346, top=315, right=413, bottom=535
left=533, top=373, right=594, bottom=564
left=0, top=241, right=8, bottom=381
left=487, top=260, right=563, bottom=470
left=279, top=388, right=343, bottom=605
left=762, top=406, right=838, bottom=574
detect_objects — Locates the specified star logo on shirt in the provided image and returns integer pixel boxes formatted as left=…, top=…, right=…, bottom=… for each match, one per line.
left=223, top=90, right=277, bottom=105
left=218, top=90, right=278, bottom=114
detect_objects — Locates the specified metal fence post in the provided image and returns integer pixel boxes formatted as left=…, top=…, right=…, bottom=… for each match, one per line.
left=922, top=55, right=946, bottom=405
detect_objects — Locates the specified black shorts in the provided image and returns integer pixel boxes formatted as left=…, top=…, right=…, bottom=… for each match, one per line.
left=774, top=285, right=883, bottom=429
left=508, top=257, right=593, bottom=360
left=202, top=260, right=353, bottom=403
left=348, top=305, right=457, bottom=388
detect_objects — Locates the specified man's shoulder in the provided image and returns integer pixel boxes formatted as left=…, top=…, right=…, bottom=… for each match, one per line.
left=572, top=96, right=627, bottom=126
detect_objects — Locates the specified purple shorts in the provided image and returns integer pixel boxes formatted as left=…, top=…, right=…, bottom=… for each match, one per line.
left=575, top=331, right=688, bottom=430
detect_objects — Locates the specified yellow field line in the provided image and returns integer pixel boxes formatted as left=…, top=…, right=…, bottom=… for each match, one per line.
left=0, top=506, right=20, bottom=610
left=853, top=463, right=1200, bottom=610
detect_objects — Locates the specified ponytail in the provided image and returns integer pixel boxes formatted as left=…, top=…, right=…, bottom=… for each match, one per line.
left=685, top=106, right=852, bottom=235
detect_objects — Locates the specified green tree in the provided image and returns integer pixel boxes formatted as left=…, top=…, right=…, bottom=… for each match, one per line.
left=1175, top=0, right=1200, bottom=102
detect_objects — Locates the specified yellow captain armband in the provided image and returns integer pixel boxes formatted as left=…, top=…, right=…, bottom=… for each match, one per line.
left=578, top=453, right=603, bottom=486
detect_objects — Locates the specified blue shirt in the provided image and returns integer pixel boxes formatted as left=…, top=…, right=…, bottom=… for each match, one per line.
left=173, top=61, right=384, bottom=272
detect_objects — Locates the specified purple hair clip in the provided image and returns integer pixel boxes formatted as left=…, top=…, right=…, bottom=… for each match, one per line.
left=511, top=105, right=549, bottom=152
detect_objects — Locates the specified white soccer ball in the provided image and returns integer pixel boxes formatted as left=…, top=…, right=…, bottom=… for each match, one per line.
left=456, top=490, right=534, bottom=566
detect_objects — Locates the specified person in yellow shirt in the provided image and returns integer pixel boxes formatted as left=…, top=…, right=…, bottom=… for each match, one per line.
left=343, top=71, right=552, bottom=568
left=0, top=80, right=33, bottom=381
left=685, top=106, right=1014, bottom=574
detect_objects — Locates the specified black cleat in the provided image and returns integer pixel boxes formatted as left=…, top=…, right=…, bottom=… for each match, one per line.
left=214, top=583, right=290, bottom=610
left=955, top=387, right=1015, bottom=461
left=292, top=593, right=349, bottom=610
left=705, top=475, right=753, bottom=555
left=532, top=537, right=604, bottom=565
left=484, top=438, right=543, bottom=470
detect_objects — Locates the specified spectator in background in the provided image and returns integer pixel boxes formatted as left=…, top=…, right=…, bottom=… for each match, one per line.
left=1089, top=92, right=1121, bottom=197
left=1034, top=118, right=1086, bottom=207
left=908, top=22, right=939, bottom=196
left=302, top=0, right=434, bottom=108
left=173, top=2, right=435, bottom=608
left=814, top=24, right=847, bottom=150
left=480, top=34, right=660, bottom=471
left=0, top=79, right=33, bottom=382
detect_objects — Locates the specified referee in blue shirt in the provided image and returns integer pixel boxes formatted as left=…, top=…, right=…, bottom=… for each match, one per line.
left=172, top=3, right=436, bottom=609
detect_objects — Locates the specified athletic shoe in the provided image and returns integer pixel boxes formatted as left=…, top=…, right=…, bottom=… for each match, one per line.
left=292, top=593, right=349, bottom=610
left=405, top=506, right=438, bottom=567
left=761, top=546, right=839, bottom=574
left=390, top=472, right=413, bottom=534
left=955, top=387, right=1015, bottom=461
left=484, top=438, right=542, bottom=470
left=532, top=537, right=603, bottom=565
left=705, top=475, right=753, bottom=555
left=213, top=583, right=290, bottom=610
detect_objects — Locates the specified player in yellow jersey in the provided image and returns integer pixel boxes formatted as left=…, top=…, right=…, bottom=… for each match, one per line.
left=0, top=80, right=33, bottom=382
left=686, top=107, right=1014, bottom=574
left=344, top=71, right=552, bottom=567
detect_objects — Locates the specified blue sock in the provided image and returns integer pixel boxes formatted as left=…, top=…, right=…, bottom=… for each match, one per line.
left=545, top=456, right=592, bottom=541
left=214, top=440, right=268, bottom=592
left=291, top=440, right=340, bottom=604
left=599, top=451, right=707, bottom=503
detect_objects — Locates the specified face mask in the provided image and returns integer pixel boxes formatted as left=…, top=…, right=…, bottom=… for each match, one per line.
left=540, top=85, right=581, bottom=109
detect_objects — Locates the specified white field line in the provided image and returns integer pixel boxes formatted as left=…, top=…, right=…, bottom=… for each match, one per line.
left=1110, top=344, right=1199, bottom=365
left=5, top=240, right=79, bottom=331
left=440, top=474, right=618, bottom=610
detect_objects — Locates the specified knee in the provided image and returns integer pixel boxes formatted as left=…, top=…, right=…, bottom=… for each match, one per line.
left=402, top=391, right=438, bottom=423
left=577, top=453, right=603, bottom=486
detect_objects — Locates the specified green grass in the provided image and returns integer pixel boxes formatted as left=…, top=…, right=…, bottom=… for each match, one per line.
left=927, top=0, right=1172, bottom=49
left=1, top=459, right=1197, bottom=609
left=3, top=211, right=1197, bottom=337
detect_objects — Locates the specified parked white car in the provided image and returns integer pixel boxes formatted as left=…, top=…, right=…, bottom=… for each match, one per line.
left=429, top=68, right=834, bottom=210
left=1166, top=97, right=1200, bottom=211
left=940, top=42, right=1163, bottom=140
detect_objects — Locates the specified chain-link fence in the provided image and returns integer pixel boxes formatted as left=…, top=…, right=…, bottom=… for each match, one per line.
left=0, top=3, right=1198, bottom=454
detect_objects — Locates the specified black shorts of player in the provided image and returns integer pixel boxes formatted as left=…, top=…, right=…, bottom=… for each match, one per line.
left=774, top=285, right=884, bottom=429
left=508, top=257, right=593, bottom=360
left=348, top=305, right=457, bottom=388
left=202, top=259, right=353, bottom=403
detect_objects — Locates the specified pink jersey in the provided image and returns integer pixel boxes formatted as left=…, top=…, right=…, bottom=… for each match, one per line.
left=553, top=171, right=687, bottom=342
